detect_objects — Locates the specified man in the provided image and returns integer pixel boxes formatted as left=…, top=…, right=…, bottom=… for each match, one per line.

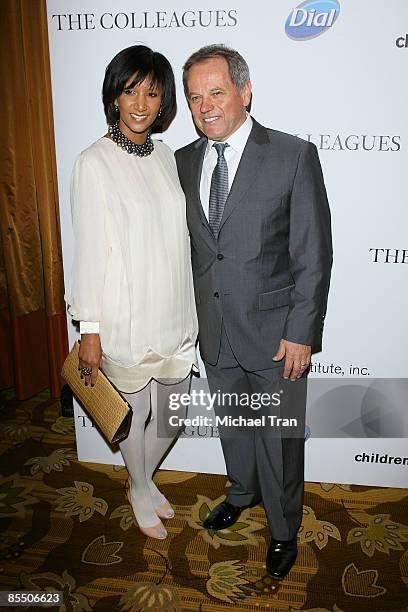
left=175, top=45, right=332, bottom=580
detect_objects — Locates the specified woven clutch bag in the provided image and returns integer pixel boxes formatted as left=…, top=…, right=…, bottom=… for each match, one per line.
left=61, top=341, right=132, bottom=444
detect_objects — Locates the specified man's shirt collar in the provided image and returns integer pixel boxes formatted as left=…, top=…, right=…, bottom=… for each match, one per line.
left=204, top=114, right=253, bottom=157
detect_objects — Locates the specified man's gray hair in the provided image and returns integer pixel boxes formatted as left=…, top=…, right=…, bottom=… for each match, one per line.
left=183, top=44, right=250, bottom=97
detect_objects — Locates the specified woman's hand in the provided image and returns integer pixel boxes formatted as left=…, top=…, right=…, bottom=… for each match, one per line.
left=78, top=334, right=102, bottom=386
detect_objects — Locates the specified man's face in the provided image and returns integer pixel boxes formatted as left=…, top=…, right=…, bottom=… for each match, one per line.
left=186, top=56, right=251, bottom=142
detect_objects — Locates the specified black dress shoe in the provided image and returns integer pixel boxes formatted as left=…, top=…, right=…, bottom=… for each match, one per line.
left=203, top=501, right=244, bottom=531
left=266, top=537, right=297, bottom=580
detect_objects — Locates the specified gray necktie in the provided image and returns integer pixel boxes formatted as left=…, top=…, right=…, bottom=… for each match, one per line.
left=208, top=142, right=229, bottom=238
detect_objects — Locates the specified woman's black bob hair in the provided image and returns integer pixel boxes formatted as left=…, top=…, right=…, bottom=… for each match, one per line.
left=102, top=45, right=176, bottom=130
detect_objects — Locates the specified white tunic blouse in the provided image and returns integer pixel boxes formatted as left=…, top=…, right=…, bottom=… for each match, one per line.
left=66, top=136, right=198, bottom=392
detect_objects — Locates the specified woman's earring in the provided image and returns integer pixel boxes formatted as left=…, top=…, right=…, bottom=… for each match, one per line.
left=115, top=104, right=119, bottom=114
left=158, top=107, right=162, bottom=118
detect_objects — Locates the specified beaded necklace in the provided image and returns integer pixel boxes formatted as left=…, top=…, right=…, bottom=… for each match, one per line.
left=108, top=121, right=154, bottom=157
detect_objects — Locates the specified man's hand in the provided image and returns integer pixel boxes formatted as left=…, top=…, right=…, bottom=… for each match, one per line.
left=272, top=339, right=311, bottom=380
left=78, top=333, right=102, bottom=386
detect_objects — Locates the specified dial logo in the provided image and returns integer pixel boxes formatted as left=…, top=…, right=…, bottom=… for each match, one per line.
left=285, top=0, right=340, bottom=41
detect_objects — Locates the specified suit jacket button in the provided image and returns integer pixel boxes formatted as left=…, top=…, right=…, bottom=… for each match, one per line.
left=214, top=292, right=219, bottom=298
left=217, top=254, right=224, bottom=260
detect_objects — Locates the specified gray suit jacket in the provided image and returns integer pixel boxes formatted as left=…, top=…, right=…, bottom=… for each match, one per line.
left=175, top=118, right=333, bottom=370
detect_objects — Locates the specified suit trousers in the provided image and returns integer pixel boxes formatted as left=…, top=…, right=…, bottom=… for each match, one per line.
left=204, top=324, right=307, bottom=540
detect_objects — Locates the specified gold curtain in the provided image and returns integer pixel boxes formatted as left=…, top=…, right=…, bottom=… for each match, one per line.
left=0, top=0, right=69, bottom=399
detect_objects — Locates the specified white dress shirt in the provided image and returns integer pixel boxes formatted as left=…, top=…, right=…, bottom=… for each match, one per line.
left=200, top=114, right=253, bottom=220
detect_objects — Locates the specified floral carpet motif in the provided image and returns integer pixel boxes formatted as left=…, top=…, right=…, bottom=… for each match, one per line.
left=0, top=388, right=407, bottom=611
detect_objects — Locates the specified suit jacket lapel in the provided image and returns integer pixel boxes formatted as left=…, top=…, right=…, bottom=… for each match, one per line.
left=219, top=119, right=270, bottom=232
left=190, top=138, right=214, bottom=238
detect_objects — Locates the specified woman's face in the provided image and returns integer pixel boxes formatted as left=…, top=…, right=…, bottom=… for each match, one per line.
left=115, top=74, right=162, bottom=144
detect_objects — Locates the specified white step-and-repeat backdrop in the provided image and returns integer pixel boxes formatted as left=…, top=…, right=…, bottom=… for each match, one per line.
left=46, top=0, right=408, bottom=488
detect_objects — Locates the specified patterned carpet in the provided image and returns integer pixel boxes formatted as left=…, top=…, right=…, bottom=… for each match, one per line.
left=0, top=388, right=407, bottom=611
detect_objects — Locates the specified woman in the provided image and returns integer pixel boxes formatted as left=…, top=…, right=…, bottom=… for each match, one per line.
left=66, top=46, right=198, bottom=540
